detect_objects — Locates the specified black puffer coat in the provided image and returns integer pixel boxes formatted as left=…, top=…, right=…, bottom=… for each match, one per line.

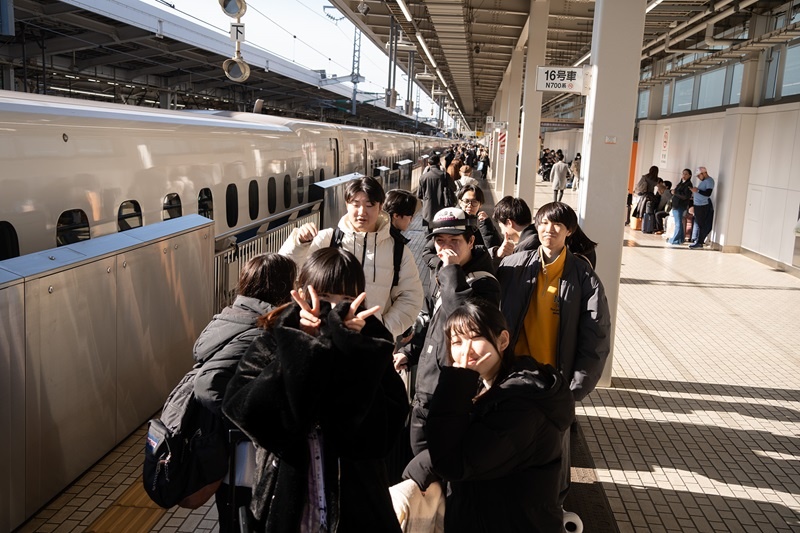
left=222, top=301, right=408, bottom=533
left=192, top=295, right=273, bottom=415
left=497, top=248, right=610, bottom=401
left=404, top=358, right=574, bottom=532
left=401, top=247, right=500, bottom=404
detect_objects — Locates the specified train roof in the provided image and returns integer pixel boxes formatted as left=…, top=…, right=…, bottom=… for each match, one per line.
left=0, top=90, right=292, bottom=134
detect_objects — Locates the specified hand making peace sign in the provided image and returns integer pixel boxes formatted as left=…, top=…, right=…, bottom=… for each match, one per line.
left=291, top=286, right=381, bottom=335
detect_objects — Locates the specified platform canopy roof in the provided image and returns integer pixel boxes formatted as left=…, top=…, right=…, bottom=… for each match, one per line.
left=0, top=0, right=439, bottom=133
left=330, top=0, right=795, bottom=123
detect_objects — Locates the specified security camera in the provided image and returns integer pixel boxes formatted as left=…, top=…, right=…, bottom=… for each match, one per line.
left=474, top=45, right=480, bottom=54
left=357, top=1, right=370, bottom=15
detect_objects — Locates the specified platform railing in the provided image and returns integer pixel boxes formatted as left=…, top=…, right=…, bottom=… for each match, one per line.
left=214, top=202, right=321, bottom=312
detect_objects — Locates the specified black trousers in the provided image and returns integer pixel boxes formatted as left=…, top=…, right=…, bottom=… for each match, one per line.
left=693, top=203, right=714, bottom=246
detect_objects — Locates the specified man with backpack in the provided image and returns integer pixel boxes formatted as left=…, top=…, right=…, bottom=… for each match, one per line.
left=279, top=176, right=423, bottom=339
left=393, top=207, right=500, bottom=455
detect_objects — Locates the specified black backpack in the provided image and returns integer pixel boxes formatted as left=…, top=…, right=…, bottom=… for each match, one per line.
left=143, top=365, right=229, bottom=509
left=328, top=226, right=405, bottom=287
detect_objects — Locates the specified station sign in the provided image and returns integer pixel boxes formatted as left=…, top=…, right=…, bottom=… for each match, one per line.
left=536, top=66, right=589, bottom=95
left=230, top=23, right=245, bottom=42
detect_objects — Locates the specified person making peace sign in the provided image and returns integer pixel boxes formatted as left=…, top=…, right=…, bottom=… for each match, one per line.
left=223, top=247, right=409, bottom=533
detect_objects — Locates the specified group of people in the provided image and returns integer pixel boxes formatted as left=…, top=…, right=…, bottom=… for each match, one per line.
left=631, top=165, right=715, bottom=248
left=188, top=159, right=611, bottom=532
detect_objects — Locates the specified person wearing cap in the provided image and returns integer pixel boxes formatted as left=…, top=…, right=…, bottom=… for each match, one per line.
left=689, top=166, right=714, bottom=248
left=394, top=207, right=500, bottom=455
left=496, top=201, right=610, bottom=511
left=418, top=153, right=456, bottom=228
left=667, top=169, right=693, bottom=245
left=279, top=176, right=423, bottom=339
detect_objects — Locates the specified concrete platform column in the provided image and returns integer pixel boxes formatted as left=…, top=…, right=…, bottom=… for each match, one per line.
left=500, top=48, right=524, bottom=197
left=578, top=0, right=646, bottom=387
left=715, top=107, right=758, bottom=252
left=518, top=0, right=550, bottom=205
left=491, top=86, right=506, bottom=185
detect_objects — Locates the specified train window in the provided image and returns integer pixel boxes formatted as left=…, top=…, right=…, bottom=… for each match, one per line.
left=267, top=177, right=277, bottom=214
left=0, top=221, right=20, bottom=260
left=163, top=193, right=182, bottom=220
left=283, top=174, right=291, bottom=209
left=225, top=184, right=238, bottom=228
left=117, top=200, right=142, bottom=232
left=198, top=188, right=214, bottom=219
left=319, top=168, right=325, bottom=181
left=248, top=180, right=259, bottom=220
left=56, top=209, right=90, bottom=246
left=297, top=175, right=304, bottom=205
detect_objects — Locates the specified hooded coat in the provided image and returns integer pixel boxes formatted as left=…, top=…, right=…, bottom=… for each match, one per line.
left=403, top=358, right=574, bottom=532
left=278, top=212, right=423, bottom=338
left=222, top=301, right=408, bottom=533
left=192, top=295, right=274, bottom=415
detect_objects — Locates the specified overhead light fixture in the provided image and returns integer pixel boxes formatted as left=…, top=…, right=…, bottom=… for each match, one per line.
left=436, top=68, right=448, bottom=88
left=416, top=67, right=435, bottom=80
left=357, top=1, right=370, bottom=15
left=396, top=0, right=413, bottom=22
left=416, top=34, right=437, bottom=69
left=645, top=0, right=664, bottom=14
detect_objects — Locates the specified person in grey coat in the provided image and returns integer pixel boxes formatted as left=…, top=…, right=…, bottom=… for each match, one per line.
left=192, top=253, right=297, bottom=533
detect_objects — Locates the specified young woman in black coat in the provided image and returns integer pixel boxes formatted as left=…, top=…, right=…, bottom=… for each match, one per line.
left=403, top=299, right=574, bottom=533
left=223, top=248, right=409, bottom=533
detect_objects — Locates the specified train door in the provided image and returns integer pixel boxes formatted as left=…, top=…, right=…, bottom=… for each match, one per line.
left=329, top=137, right=340, bottom=177
left=363, top=139, right=368, bottom=176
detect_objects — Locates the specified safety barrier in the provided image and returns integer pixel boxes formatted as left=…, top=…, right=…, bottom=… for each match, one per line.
left=213, top=202, right=321, bottom=312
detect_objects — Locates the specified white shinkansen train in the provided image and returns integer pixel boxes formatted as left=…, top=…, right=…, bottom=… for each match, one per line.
left=0, top=90, right=445, bottom=260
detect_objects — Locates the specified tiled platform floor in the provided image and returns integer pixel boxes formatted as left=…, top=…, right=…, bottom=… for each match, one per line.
left=15, top=178, right=800, bottom=532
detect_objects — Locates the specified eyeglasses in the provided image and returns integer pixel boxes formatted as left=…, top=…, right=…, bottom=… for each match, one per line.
left=460, top=199, right=480, bottom=206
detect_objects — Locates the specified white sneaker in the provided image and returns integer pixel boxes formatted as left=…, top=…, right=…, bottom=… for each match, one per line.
left=563, top=510, right=584, bottom=533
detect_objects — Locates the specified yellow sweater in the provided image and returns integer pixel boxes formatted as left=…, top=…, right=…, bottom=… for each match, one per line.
left=514, top=248, right=565, bottom=366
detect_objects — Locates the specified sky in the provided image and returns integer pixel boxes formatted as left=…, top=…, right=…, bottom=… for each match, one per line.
left=140, top=0, right=451, bottom=127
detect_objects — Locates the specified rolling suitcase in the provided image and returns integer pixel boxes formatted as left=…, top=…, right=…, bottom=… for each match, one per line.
left=641, top=212, right=655, bottom=234
left=227, top=429, right=253, bottom=533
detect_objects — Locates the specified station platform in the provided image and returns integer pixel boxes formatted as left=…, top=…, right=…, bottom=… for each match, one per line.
left=15, top=179, right=800, bottom=532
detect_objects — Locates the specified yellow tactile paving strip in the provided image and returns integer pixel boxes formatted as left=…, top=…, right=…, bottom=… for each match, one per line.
left=85, top=478, right=165, bottom=533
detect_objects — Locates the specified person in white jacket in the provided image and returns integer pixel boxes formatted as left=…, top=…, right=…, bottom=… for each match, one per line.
left=279, top=176, right=424, bottom=338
